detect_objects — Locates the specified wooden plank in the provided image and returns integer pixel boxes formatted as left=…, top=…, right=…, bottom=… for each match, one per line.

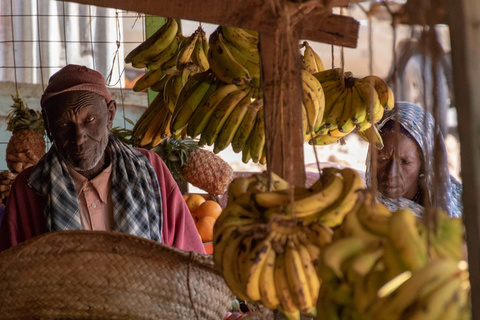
left=260, top=25, right=306, bottom=187
left=445, top=0, right=480, bottom=316
left=63, top=0, right=359, bottom=48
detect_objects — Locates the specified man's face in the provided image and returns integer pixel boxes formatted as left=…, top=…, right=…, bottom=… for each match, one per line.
left=43, top=91, right=116, bottom=174
left=376, top=131, right=423, bottom=200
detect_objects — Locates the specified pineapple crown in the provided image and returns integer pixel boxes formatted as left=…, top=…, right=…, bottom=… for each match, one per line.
left=6, top=91, right=45, bottom=135
left=150, top=137, right=199, bottom=182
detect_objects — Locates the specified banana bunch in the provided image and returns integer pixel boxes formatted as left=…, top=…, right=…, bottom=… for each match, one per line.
left=176, top=26, right=210, bottom=72
left=214, top=171, right=334, bottom=320
left=302, top=41, right=325, bottom=74
left=208, top=26, right=260, bottom=86
left=315, top=190, right=470, bottom=320
left=308, top=68, right=394, bottom=148
left=125, top=17, right=180, bottom=71
left=301, top=70, right=325, bottom=138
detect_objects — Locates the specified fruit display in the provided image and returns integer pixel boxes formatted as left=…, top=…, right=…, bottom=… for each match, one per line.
left=151, top=137, right=234, bottom=195
left=213, top=168, right=366, bottom=319
left=309, top=68, right=394, bottom=148
left=184, top=194, right=223, bottom=243
left=315, top=191, right=470, bottom=320
left=1, top=91, right=46, bottom=205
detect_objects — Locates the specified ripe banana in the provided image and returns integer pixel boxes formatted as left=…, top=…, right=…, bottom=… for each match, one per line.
left=294, top=235, right=321, bottom=312
left=274, top=251, right=300, bottom=314
left=303, top=41, right=324, bottom=74
left=132, top=68, right=165, bottom=92
left=355, top=191, right=392, bottom=237
left=350, top=82, right=368, bottom=125
left=360, top=75, right=394, bottom=111
left=258, top=245, right=281, bottom=309
left=221, top=25, right=259, bottom=53
left=337, top=87, right=356, bottom=134
left=192, top=29, right=210, bottom=72
left=248, top=107, right=266, bottom=163
left=170, top=71, right=214, bottom=134
left=146, top=33, right=180, bottom=70
left=208, top=28, right=252, bottom=85
left=353, top=79, right=382, bottom=122
left=126, top=18, right=178, bottom=68
left=301, top=70, right=325, bottom=133
left=231, top=102, right=262, bottom=153
left=187, top=83, right=241, bottom=139
left=243, top=234, right=274, bottom=302
left=176, top=30, right=199, bottom=70
left=388, top=208, right=428, bottom=271
left=356, top=124, right=384, bottom=149
left=213, top=89, right=257, bottom=153
left=224, top=38, right=260, bottom=79
left=199, top=87, right=250, bottom=147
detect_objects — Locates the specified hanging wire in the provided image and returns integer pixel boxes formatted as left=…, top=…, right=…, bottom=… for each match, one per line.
left=62, top=1, right=68, bottom=64
left=36, top=0, right=45, bottom=90
left=88, top=5, right=96, bottom=71
left=9, top=0, right=18, bottom=93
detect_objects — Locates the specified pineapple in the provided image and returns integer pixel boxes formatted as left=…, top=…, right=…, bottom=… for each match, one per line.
left=5, top=91, right=46, bottom=174
left=151, top=137, right=234, bottom=195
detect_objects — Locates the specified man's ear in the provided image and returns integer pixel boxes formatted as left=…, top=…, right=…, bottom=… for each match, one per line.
left=106, top=100, right=117, bottom=130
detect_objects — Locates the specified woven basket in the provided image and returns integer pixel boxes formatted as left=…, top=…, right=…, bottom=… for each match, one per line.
left=0, top=231, right=235, bottom=320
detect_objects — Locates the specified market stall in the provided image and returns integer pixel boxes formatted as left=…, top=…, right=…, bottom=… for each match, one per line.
left=0, top=0, right=478, bottom=319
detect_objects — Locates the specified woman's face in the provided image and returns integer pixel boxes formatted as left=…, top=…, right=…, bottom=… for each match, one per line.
left=376, top=131, right=423, bottom=200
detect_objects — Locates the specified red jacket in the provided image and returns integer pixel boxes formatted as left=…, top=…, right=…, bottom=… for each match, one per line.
left=0, top=148, right=206, bottom=254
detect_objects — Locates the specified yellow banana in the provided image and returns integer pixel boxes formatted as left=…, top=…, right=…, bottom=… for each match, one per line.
left=350, top=81, right=368, bottom=124
left=139, top=102, right=170, bottom=147
left=360, top=75, right=394, bottom=111
left=302, top=221, right=333, bottom=248
left=355, top=191, right=392, bottom=237
left=353, top=79, right=382, bottom=122
left=146, top=33, right=180, bottom=70
left=337, top=87, right=356, bottom=134
left=356, top=124, right=384, bottom=149
left=294, top=235, right=321, bottom=312
left=163, top=73, right=178, bottom=113
left=199, top=87, right=250, bottom=147
left=248, top=107, right=266, bottom=163
left=312, top=68, right=343, bottom=84
left=302, top=41, right=324, bottom=74
left=208, top=29, right=251, bottom=85
left=291, top=171, right=345, bottom=218
left=388, top=208, right=428, bottom=271
left=308, top=132, right=344, bottom=146
left=338, top=209, right=383, bottom=243
left=274, top=251, right=300, bottom=314
left=322, top=87, right=349, bottom=130
left=221, top=25, right=259, bottom=53
left=126, top=18, right=178, bottom=67
left=192, top=29, right=210, bottom=72
left=345, top=247, right=383, bottom=285
left=131, top=91, right=165, bottom=139
left=369, top=259, right=464, bottom=320
left=317, top=167, right=366, bottom=228
left=170, top=71, right=214, bottom=134
left=186, top=82, right=240, bottom=139
left=224, top=39, right=260, bottom=78
left=214, top=89, right=257, bottom=153
left=301, top=70, right=325, bottom=133
left=132, top=68, right=165, bottom=92
left=176, top=31, right=199, bottom=70
left=258, top=244, right=281, bottom=309
left=243, top=234, right=274, bottom=302
left=428, top=209, right=464, bottom=261
left=284, top=236, right=314, bottom=314
left=231, top=101, right=262, bottom=153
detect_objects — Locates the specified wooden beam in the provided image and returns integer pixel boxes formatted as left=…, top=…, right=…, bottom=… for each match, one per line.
left=64, top=0, right=359, bottom=47
left=446, top=0, right=480, bottom=316
left=260, top=22, right=306, bottom=187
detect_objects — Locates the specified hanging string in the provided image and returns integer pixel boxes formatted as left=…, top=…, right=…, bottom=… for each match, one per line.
left=88, top=5, right=96, bottom=71
left=9, top=0, right=18, bottom=93
left=36, top=0, right=45, bottom=90
left=62, top=1, right=68, bottom=64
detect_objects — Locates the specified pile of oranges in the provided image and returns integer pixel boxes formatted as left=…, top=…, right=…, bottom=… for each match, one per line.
left=183, top=194, right=222, bottom=243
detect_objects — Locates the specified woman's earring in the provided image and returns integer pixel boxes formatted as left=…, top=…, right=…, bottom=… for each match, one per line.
left=419, top=174, right=425, bottom=179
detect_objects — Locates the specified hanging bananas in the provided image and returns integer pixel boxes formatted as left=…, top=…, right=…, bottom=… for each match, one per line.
left=308, top=68, right=395, bottom=148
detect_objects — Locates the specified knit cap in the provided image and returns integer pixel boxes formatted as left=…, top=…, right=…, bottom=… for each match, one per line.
left=40, top=64, right=112, bottom=107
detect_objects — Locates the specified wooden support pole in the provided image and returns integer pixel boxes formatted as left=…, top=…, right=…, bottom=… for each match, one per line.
left=445, top=0, right=480, bottom=316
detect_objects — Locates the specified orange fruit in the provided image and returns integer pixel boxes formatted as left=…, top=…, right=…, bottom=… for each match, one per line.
left=183, top=194, right=189, bottom=201
left=185, top=194, right=206, bottom=214
left=196, top=216, right=216, bottom=242
left=196, top=200, right=223, bottom=220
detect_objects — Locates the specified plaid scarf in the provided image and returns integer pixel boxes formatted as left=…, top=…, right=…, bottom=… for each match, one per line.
left=28, top=135, right=163, bottom=242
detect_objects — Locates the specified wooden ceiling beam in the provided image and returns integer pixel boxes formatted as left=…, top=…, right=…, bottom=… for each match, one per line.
left=64, top=0, right=359, bottom=48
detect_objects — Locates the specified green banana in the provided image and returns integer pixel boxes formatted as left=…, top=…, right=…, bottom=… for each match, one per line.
left=146, top=33, right=180, bottom=70
left=221, top=25, right=259, bottom=53
left=248, top=107, right=265, bottom=163
left=170, top=71, right=214, bottom=134
left=192, top=29, right=210, bottom=72
left=186, top=83, right=241, bottom=138
left=132, top=68, right=165, bottom=92
left=223, top=39, right=260, bottom=78
left=176, top=31, right=199, bottom=70
left=126, top=18, right=178, bottom=67
left=199, top=88, right=250, bottom=147
left=214, top=89, right=256, bottom=153
left=231, top=101, right=262, bottom=153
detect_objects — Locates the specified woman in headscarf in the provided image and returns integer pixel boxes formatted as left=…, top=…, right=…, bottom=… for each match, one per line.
left=365, top=101, right=462, bottom=217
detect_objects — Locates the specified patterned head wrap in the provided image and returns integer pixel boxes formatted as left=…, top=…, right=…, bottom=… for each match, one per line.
left=365, top=101, right=462, bottom=217
left=40, top=64, right=112, bottom=107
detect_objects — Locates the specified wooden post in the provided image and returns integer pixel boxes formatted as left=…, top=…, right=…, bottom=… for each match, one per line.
left=445, top=0, right=480, bottom=316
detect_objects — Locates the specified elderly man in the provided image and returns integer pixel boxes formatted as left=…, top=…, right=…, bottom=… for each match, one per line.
left=0, top=64, right=205, bottom=254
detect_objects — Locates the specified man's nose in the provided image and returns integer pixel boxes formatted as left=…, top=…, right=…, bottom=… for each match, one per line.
left=74, top=125, right=87, bottom=145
